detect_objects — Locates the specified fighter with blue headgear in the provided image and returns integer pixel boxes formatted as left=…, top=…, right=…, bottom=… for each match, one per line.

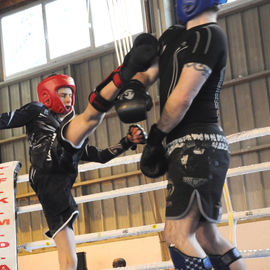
left=176, top=0, right=227, bottom=24
left=139, top=0, right=247, bottom=269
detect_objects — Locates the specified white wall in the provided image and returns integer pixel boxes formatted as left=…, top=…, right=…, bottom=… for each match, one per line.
left=18, top=220, right=270, bottom=270
left=218, top=220, right=270, bottom=270
left=18, top=235, right=162, bottom=270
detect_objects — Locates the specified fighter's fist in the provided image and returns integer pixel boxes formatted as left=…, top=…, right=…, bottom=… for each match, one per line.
left=140, top=124, right=168, bottom=178
left=127, top=124, right=147, bottom=145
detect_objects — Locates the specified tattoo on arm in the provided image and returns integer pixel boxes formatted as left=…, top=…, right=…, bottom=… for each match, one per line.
left=184, top=63, right=211, bottom=78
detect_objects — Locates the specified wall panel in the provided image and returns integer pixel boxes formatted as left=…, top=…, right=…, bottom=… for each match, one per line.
left=219, top=0, right=270, bottom=213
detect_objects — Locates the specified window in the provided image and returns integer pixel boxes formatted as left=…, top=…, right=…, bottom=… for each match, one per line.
left=0, top=0, right=145, bottom=79
left=91, top=0, right=144, bottom=47
left=1, top=5, right=46, bottom=77
left=45, top=0, right=90, bottom=58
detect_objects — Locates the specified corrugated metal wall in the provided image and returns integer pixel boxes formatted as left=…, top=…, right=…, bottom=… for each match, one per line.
left=0, top=0, right=269, bottom=255
left=218, top=0, right=270, bottom=212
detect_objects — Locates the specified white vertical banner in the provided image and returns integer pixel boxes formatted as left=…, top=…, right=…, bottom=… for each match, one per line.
left=0, top=161, right=21, bottom=270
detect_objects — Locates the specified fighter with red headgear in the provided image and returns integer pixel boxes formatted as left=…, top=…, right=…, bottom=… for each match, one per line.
left=0, top=27, right=159, bottom=268
left=0, top=71, right=148, bottom=270
left=37, top=74, right=76, bottom=114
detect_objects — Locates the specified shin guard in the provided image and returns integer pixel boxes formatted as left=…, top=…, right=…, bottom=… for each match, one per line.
left=169, top=245, right=212, bottom=270
left=209, top=247, right=242, bottom=270
left=95, top=66, right=123, bottom=90
left=88, top=91, right=114, bottom=112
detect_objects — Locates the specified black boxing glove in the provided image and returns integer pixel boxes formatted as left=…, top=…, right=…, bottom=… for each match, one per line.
left=119, top=33, right=158, bottom=84
left=93, top=33, right=158, bottom=93
left=115, top=80, right=153, bottom=123
left=140, top=124, right=168, bottom=178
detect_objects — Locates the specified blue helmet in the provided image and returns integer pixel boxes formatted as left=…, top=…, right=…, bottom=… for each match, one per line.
left=176, top=0, right=227, bottom=24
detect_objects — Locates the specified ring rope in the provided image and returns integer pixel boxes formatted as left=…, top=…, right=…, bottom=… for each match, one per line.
left=16, top=126, right=270, bottom=184
left=17, top=161, right=270, bottom=214
left=15, top=126, right=270, bottom=261
left=19, top=223, right=165, bottom=252
left=20, top=207, right=270, bottom=252
left=220, top=206, right=270, bottom=222
left=17, top=181, right=168, bottom=214
left=226, top=126, right=270, bottom=144
left=17, top=153, right=142, bottom=184
left=20, top=218, right=270, bottom=261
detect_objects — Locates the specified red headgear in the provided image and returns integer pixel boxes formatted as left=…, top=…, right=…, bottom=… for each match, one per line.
left=37, top=74, right=76, bottom=114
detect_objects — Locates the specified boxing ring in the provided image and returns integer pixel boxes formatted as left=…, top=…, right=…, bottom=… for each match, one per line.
left=1, top=126, right=270, bottom=270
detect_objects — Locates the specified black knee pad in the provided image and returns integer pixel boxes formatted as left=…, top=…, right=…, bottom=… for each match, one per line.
left=169, top=245, right=212, bottom=270
left=209, top=247, right=242, bottom=270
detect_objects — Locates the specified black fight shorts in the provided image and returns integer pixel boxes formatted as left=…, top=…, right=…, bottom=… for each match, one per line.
left=165, top=123, right=230, bottom=222
left=30, top=168, right=79, bottom=238
left=29, top=132, right=84, bottom=238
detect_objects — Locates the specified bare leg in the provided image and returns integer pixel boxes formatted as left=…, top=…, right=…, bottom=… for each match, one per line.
left=64, top=103, right=105, bottom=146
left=196, top=223, right=248, bottom=270
left=54, top=226, right=77, bottom=270
left=164, top=199, right=206, bottom=258
left=64, top=81, right=121, bottom=146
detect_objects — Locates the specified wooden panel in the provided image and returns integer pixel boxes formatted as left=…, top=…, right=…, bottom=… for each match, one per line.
left=260, top=148, right=270, bottom=206
left=218, top=2, right=270, bottom=212
left=234, top=82, right=264, bottom=209
left=101, top=182, right=117, bottom=231
left=30, top=77, right=40, bottom=104
left=260, top=76, right=270, bottom=207
left=218, top=17, right=233, bottom=81
left=259, top=3, right=270, bottom=69
left=0, top=0, right=38, bottom=13
left=17, top=200, right=33, bottom=246
left=242, top=8, right=265, bottom=73
left=226, top=13, right=248, bottom=78
left=10, top=84, right=27, bottom=179
left=88, top=58, right=103, bottom=91
left=113, top=177, right=130, bottom=228
left=73, top=61, right=92, bottom=113
left=127, top=175, right=145, bottom=227
left=84, top=184, right=104, bottom=233
left=20, top=80, right=32, bottom=172
left=72, top=186, right=86, bottom=235
left=29, top=197, right=43, bottom=242
left=0, top=86, right=14, bottom=159
left=250, top=78, right=270, bottom=142
left=19, top=80, right=44, bottom=241
left=242, top=8, right=270, bottom=215
left=108, top=117, right=131, bottom=229
left=220, top=86, right=247, bottom=211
